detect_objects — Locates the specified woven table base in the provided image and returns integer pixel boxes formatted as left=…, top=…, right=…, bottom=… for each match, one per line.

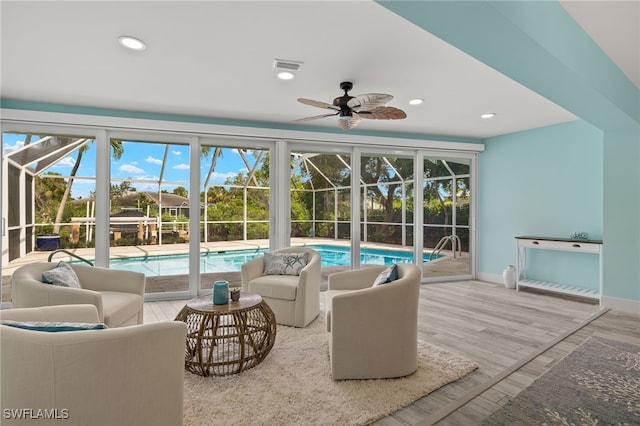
left=175, top=292, right=276, bottom=376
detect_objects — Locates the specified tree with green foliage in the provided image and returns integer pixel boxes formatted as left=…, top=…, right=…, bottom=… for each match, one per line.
left=35, top=172, right=67, bottom=224
left=172, top=186, right=188, bottom=198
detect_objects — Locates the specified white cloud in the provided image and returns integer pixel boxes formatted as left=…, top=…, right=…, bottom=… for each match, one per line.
left=134, top=182, right=160, bottom=192
left=3, top=140, right=24, bottom=154
left=172, top=150, right=181, bottom=156
left=145, top=156, right=162, bottom=165
left=120, top=164, right=145, bottom=175
left=55, top=156, right=76, bottom=167
left=173, top=163, right=190, bottom=170
left=210, top=171, right=237, bottom=182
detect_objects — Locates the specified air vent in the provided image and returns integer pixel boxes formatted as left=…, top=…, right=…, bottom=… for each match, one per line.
left=273, top=59, right=303, bottom=71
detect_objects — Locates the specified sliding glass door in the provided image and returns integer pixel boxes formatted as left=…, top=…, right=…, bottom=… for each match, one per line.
left=199, top=137, right=271, bottom=294
left=359, top=151, right=415, bottom=263
left=1, top=130, right=97, bottom=303
left=422, top=156, right=472, bottom=279
left=107, top=137, right=191, bottom=294
left=290, top=148, right=352, bottom=274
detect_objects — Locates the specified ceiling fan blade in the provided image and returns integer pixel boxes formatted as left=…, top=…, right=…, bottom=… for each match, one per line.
left=347, top=93, right=394, bottom=110
left=291, top=112, right=338, bottom=123
left=357, top=106, right=407, bottom=120
left=337, top=114, right=361, bottom=130
left=298, top=98, right=339, bottom=110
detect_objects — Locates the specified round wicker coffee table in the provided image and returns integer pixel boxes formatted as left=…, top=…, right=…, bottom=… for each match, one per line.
left=175, top=292, right=276, bottom=376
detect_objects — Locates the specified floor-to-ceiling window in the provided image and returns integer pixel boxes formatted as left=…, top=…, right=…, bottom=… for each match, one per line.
left=422, top=155, right=472, bottom=279
left=106, top=137, right=192, bottom=295
left=199, top=137, right=272, bottom=293
left=290, top=148, right=352, bottom=270
left=1, top=130, right=98, bottom=303
left=358, top=150, right=416, bottom=267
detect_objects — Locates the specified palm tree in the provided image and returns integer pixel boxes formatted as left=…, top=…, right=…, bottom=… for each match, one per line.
left=52, top=139, right=124, bottom=233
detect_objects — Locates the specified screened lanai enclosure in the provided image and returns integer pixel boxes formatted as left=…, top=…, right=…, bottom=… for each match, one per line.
left=1, top=129, right=475, bottom=303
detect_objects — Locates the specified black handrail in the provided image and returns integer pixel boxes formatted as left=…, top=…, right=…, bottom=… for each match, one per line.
left=47, top=249, right=94, bottom=266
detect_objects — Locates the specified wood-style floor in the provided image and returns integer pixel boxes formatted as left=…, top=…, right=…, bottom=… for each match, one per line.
left=145, top=280, right=640, bottom=426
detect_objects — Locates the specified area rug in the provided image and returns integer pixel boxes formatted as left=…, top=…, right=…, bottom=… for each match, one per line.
left=183, top=314, right=478, bottom=426
left=483, top=337, right=640, bottom=425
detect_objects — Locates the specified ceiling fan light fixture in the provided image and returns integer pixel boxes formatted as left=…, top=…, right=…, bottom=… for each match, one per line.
left=409, top=98, right=423, bottom=105
left=118, top=35, right=146, bottom=51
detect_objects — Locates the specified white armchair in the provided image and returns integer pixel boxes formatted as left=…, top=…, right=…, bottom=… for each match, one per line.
left=241, top=247, right=321, bottom=327
left=325, top=263, right=421, bottom=380
left=11, top=262, right=145, bottom=328
left=0, top=304, right=187, bottom=426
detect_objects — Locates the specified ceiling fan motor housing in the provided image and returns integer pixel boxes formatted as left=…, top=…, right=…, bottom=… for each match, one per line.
left=334, top=82, right=355, bottom=116
left=334, top=98, right=355, bottom=117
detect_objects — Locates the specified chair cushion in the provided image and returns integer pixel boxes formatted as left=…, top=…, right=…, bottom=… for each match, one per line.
left=372, top=264, right=398, bottom=286
left=100, top=291, right=142, bottom=327
left=247, top=275, right=299, bottom=300
left=41, top=262, right=82, bottom=288
left=0, top=320, right=107, bottom=332
left=263, top=252, right=309, bottom=276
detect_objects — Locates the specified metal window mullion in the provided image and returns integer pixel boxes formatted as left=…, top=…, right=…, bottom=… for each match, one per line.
left=189, top=136, right=201, bottom=297
left=95, top=130, right=109, bottom=267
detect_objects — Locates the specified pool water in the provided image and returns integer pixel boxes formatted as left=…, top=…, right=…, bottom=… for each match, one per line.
left=103, top=244, right=436, bottom=276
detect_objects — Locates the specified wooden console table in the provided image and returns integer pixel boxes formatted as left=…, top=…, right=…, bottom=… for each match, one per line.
left=515, top=236, right=603, bottom=302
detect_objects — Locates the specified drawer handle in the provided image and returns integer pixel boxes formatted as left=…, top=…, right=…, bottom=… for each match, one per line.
left=532, top=241, right=539, bottom=245
left=572, top=244, right=581, bottom=248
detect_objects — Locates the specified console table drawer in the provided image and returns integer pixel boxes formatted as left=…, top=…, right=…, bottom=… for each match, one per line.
left=517, top=238, right=600, bottom=253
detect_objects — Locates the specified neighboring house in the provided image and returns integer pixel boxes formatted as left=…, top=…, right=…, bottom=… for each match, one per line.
left=120, top=191, right=191, bottom=219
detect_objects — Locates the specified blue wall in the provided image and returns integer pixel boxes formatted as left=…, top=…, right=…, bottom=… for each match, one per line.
left=602, top=130, right=640, bottom=301
left=478, top=120, right=603, bottom=288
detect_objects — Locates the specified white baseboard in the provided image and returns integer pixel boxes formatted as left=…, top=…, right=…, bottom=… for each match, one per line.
left=477, top=272, right=503, bottom=284
left=601, top=295, right=640, bottom=315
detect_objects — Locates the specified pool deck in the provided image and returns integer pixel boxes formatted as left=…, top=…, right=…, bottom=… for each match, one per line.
left=2, top=238, right=468, bottom=301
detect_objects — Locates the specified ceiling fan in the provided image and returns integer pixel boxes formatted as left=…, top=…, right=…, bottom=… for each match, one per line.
left=293, top=81, right=407, bottom=130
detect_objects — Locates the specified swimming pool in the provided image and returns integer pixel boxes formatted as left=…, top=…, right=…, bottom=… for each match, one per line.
left=103, top=244, right=437, bottom=276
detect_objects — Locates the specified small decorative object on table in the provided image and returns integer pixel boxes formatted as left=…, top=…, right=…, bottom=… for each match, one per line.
left=570, top=232, right=589, bottom=240
left=213, top=280, right=229, bottom=305
left=229, top=287, right=241, bottom=302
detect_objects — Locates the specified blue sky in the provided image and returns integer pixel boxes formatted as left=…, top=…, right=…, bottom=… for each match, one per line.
left=2, top=133, right=254, bottom=198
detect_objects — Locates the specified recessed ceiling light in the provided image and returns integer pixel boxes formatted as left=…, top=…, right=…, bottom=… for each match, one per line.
left=409, top=98, right=423, bottom=105
left=481, top=112, right=496, bottom=119
left=277, top=71, right=295, bottom=80
left=118, top=36, right=146, bottom=51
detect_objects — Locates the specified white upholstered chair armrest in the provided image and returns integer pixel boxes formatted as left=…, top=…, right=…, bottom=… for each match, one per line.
left=241, top=256, right=265, bottom=291
left=0, top=304, right=101, bottom=323
left=327, top=265, right=387, bottom=291
left=297, top=252, right=321, bottom=292
left=72, top=265, right=145, bottom=296
left=11, top=280, right=105, bottom=319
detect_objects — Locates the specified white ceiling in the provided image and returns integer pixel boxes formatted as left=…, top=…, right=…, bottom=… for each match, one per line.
left=1, top=1, right=637, bottom=139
